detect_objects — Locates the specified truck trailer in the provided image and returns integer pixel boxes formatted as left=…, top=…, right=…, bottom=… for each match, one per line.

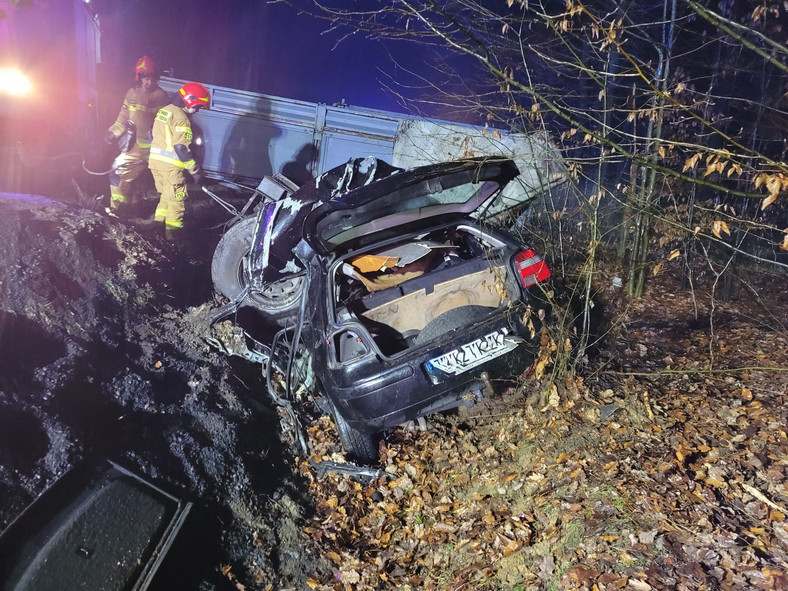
left=158, top=76, right=567, bottom=209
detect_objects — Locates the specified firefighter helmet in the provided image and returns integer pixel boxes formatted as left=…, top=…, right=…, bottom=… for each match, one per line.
left=135, top=55, right=158, bottom=81
left=179, top=82, right=211, bottom=110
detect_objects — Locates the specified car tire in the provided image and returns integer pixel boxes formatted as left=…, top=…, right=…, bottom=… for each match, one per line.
left=414, top=305, right=495, bottom=345
left=330, top=403, right=378, bottom=463
left=211, top=216, right=305, bottom=325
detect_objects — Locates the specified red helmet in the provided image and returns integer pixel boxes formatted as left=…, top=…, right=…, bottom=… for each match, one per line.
left=135, top=55, right=158, bottom=81
left=179, top=82, right=211, bottom=109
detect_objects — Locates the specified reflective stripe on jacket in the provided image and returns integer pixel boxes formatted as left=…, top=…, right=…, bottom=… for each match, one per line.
left=108, top=86, right=170, bottom=154
left=149, top=105, right=197, bottom=171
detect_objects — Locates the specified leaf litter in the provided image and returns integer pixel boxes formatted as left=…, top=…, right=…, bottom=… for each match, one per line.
left=291, top=270, right=788, bottom=591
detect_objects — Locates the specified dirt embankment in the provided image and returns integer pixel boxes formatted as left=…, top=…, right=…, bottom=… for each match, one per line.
left=0, top=192, right=321, bottom=589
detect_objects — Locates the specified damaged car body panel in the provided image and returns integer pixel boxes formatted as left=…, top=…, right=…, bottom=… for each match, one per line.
left=248, top=157, right=403, bottom=285
left=0, top=460, right=191, bottom=591
left=210, top=156, right=551, bottom=461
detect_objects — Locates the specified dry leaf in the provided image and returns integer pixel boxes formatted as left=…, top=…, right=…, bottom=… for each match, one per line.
left=549, top=384, right=560, bottom=408
left=340, top=569, right=361, bottom=584
left=712, top=220, right=730, bottom=238
left=682, top=152, right=701, bottom=172
left=762, top=193, right=778, bottom=210
left=741, top=482, right=788, bottom=513
left=564, top=564, right=600, bottom=581
left=766, top=174, right=782, bottom=196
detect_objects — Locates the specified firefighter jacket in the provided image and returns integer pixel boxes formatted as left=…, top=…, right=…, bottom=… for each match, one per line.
left=148, top=104, right=199, bottom=176
left=108, top=85, right=170, bottom=158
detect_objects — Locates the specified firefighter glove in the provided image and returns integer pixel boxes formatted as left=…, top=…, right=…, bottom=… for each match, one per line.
left=104, top=130, right=118, bottom=146
left=190, top=168, right=203, bottom=186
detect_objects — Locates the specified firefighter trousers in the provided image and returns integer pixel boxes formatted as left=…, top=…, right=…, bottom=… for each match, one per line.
left=150, top=167, right=188, bottom=231
left=110, top=152, right=152, bottom=211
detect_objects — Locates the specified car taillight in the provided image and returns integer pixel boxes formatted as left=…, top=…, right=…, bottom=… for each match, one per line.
left=513, top=249, right=551, bottom=288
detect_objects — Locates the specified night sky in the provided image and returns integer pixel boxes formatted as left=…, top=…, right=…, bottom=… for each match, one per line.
left=91, top=0, right=458, bottom=116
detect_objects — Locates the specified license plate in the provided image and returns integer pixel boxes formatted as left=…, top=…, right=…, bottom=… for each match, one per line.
left=427, top=328, right=519, bottom=375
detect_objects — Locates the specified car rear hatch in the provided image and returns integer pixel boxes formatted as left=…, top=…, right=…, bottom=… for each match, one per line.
left=303, top=156, right=521, bottom=255
left=247, top=157, right=520, bottom=285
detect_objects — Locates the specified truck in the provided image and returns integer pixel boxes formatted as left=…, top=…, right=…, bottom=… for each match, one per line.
left=0, top=0, right=101, bottom=198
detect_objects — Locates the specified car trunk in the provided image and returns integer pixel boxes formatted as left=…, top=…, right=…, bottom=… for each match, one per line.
left=331, top=223, right=524, bottom=356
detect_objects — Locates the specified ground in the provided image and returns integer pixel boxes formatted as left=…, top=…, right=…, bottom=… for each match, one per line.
left=0, top=189, right=786, bottom=590
left=0, top=189, right=321, bottom=589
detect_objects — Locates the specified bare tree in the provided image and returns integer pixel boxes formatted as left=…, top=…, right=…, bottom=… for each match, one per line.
left=275, top=0, right=788, bottom=371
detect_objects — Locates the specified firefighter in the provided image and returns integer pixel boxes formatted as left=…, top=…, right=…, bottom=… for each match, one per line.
left=148, top=81, right=210, bottom=240
left=105, top=55, right=170, bottom=218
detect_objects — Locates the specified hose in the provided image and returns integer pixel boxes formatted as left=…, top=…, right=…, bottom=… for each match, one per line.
left=82, top=156, right=112, bottom=176
left=12, top=142, right=113, bottom=176
left=82, top=159, right=113, bottom=176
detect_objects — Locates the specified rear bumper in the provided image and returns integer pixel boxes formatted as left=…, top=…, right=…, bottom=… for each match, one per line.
left=324, top=312, right=538, bottom=432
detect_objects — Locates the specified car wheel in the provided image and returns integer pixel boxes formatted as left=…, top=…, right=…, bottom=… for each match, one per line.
left=414, top=305, right=495, bottom=345
left=330, top=403, right=378, bottom=463
left=211, top=216, right=305, bottom=325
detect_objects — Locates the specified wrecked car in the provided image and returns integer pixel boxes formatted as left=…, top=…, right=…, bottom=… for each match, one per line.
left=210, top=156, right=552, bottom=461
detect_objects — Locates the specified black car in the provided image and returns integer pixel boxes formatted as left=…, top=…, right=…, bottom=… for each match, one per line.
left=211, top=156, right=552, bottom=461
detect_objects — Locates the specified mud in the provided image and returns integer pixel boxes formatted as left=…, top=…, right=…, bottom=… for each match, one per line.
left=0, top=191, right=320, bottom=589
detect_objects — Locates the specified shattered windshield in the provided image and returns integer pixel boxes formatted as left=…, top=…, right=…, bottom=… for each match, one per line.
left=316, top=174, right=502, bottom=247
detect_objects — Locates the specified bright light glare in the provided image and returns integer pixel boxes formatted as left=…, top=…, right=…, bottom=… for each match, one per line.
left=0, top=68, right=33, bottom=95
